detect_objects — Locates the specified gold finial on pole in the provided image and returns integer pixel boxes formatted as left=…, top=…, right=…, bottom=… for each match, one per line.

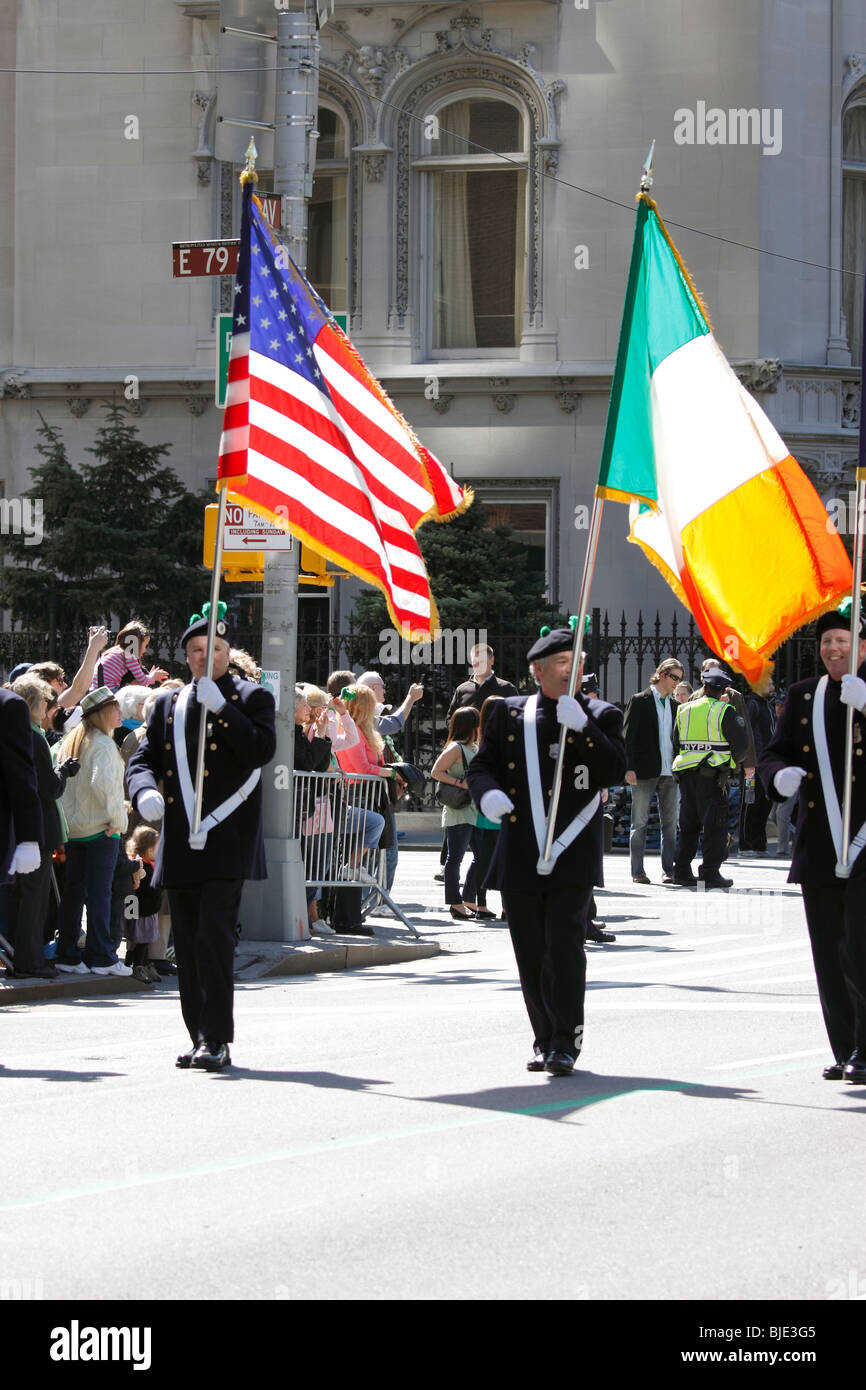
left=240, top=137, right=259, bottom=186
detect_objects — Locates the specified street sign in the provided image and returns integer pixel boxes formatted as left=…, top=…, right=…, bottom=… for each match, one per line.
left=173, top=239, right=239, bottom=278
left=258, top=193, right=281, bottom=229
left=216, top=313, right=234, bottom=407
left=223, top=501, right=294, bottom=551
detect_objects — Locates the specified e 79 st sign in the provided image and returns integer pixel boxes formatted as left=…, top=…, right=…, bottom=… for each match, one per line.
left=172, top=240, right=239, bottom=277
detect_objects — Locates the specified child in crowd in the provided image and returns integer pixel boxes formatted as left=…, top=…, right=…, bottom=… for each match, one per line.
left=124, top=825, right=162, bottom=983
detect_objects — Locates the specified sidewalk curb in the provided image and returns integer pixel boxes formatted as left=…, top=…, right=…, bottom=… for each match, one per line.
left=0, top=975, right=151, bottom=1007
left=259, top=938, right=440, bottom=977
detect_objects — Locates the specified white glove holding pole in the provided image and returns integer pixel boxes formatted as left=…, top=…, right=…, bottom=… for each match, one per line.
left=556, top=694, right=588, bottom=732
left=137, top=789, right=165, bottom=823
left=196, top=676, right=226, bottom=713
left=774, top=767, right=806, bottom=799
left=480, top=789, right=514, bottom=821
left=10, top=842, right=40, bottom=875
left=840, top=673, right=866, bottom=713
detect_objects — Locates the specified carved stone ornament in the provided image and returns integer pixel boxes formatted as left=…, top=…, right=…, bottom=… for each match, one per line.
left=67, top=398, right=90, bottom=418
left=124, top=399, right=145, bottom=417
left=843, top=54, right=866, bottom=101
left=556, top=392, right=580, bottom=414
left=186, top=396, right=210, bottom=417
left=0, top=374, right=31, bottom=399
left=489, top=377, right=510, bottom=389
left=195, top=156, right=212, bottom=187
left=733, top=359, right=783, bottom=394
left=353, top=45, right=409, bottom=99
left=842, top=381, right=861, bottom=430
left=431, top=393, right=454, bottom=415
left=493, top=393, right=516, bottom=414
left=364, top=154, right=386, bottom=182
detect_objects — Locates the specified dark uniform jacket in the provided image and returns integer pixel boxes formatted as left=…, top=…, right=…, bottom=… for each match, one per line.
left=127, top=671, right=276, bottom=889
left=447, top=673, right=518, bottom=720
left=623, top=686, right=671, bottom=780
left=0, top=688, right=43, bottom=882
left=759, top=674, right=866, bottom=884
left=466, top=692, right=626, bottom=893
left=31, top=728, right=66, bottom=851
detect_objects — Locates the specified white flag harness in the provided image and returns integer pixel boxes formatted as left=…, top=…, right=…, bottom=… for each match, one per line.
left=523, top=693, right=600, bottom=875
left=812, top=674, right=866, bottom=878
left=174, top=683, right=261, bottom=850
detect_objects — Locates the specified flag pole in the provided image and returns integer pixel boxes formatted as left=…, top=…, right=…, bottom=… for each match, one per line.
left=190, top=480, right=229, bottom=844
left=837, top=239, right=866, bottom=875
left=538, top=143, right=655, bottom=873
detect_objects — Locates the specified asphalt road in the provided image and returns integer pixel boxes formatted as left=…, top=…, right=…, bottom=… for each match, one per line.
left=2, top=850, right=865, bottom=1304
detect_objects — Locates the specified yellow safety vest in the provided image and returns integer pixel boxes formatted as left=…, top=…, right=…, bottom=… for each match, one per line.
left=672, top=696, right=735, bottom=773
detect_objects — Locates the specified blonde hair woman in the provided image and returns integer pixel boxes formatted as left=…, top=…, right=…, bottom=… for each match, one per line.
left=54, top=686, right=131, bottom=977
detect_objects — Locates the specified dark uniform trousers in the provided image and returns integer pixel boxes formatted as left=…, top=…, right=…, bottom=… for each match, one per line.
left=503, top=881, right=593, bottom=1056
left=801, top=877, right=866, bottom=1062
left=169, top=878, right=243, bottom=1046
left=674, top=771, right=729, bottom=878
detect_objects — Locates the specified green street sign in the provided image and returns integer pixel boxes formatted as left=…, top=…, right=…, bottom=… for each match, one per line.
left=216, top=312, right=233, bottom=407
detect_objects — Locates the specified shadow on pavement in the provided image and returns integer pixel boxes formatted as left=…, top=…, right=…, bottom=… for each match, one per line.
left=419, top=1072, right=756, bottom=1122
left=0, top=1067, right=123, bottom=1083
left=210, top=1068, right=392, bottom=1089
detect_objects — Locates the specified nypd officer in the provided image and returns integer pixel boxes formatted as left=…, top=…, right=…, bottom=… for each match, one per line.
left=127, top=607, right=276, bottom=1071
left=671, top=661, right=750, bottom=889
left=466, top=626, right=626, bottom=1076
left=759, top=604, right=866, bottom=1084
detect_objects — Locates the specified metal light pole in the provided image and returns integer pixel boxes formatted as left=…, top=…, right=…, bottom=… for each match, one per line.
left=241, top=0, right=321, bottom=939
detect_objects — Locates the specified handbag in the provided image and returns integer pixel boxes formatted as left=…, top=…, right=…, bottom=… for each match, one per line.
left=435, top=745, right=471, bottom=810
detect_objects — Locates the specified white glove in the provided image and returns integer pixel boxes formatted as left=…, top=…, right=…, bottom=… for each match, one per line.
left=841, top=673, right=866, bottom=713
left=196, top=676, right=226, bottom=712
left=774, top=766, right=806, bottom=799
left=137, top=789, right=165, bottom=822
left=10, top=841, right=40, bottom=875
left=480, top=789, right=515, bottom=821
left=556, top=694, right=588, bottom=732
left=62, top=706, right=83, bottom=732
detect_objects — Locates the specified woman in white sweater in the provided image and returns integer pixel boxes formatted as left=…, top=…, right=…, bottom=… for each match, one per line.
left=54, top=686, right=131, bottom=977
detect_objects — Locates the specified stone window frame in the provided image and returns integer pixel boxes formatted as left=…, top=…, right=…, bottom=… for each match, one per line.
left=471, top=477, right=560, bottom=604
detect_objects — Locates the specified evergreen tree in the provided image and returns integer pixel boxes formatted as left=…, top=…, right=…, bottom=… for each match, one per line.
left=352, top=495, right=562, bottom=640
left=0, top=404, right=211, bottom=655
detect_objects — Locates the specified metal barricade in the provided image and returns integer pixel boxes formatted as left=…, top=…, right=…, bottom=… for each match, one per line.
left=292, top=770, right=420, bottom=939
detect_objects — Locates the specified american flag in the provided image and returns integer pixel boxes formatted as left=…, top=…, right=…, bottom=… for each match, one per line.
left=218, top=182, right=467, bottom=639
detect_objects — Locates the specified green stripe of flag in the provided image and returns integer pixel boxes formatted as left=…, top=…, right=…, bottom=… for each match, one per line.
left=597, top=198, right=710, bottom=504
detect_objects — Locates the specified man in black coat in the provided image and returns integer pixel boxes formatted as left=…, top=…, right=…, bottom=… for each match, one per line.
left=759, top=607, right=866, bottom=1084
left=623, top=658, right=684, bottom=883
left=447, top=643, right=518, bottom=719
left=740, top=682, right=776, bottom=853
left=0, top=686, right=44, bottom=971
left=127, top=611, right=276, bottom=1071
left=467, top=627, right=626, bottom=1076
left=0, top=687, right=43, bottom=885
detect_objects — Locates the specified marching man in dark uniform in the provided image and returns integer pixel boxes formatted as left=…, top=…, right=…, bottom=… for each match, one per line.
left=759, top=605, right=866, bottom=1084
left=127, top=607, right=276, bottom=1071
left=467, top=626, right=626, bottom=1076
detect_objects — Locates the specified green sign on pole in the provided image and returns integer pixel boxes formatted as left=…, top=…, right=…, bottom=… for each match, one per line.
left=216, top=312, right=233, bottom=407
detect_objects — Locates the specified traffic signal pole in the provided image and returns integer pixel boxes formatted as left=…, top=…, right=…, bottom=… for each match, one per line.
left=243, top=1, right=320, bottom=940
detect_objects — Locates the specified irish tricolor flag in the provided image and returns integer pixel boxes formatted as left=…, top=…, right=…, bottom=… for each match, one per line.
left=597, top=194, right=852, bottom=686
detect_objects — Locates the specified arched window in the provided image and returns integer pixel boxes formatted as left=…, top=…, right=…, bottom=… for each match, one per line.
left=842, top=101, right=866, bottom=365
left=308, top=105, right=349, bottom=316
left=415, top=94, right=528, bottom=354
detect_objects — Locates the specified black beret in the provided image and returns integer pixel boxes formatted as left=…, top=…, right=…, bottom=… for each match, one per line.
left=182, top=602, right=231, bottom=648
left=527, top=627, right=576, bottom=662
left=815, top=605, right=866, bottom=642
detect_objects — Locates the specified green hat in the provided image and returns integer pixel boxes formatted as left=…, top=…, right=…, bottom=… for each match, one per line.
left=81, top=686, right=118, bottom=717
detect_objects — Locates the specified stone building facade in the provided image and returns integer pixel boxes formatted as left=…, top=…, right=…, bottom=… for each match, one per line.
left=1, top=0, right=864, bottom=658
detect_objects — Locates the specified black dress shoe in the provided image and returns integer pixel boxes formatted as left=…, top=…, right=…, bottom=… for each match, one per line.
left=176, top=1047, right=197, bottom=1069
left=823, top=1062, right=846, bottom=1080
left=339, top=924, right=375, bottom=936
left=672, top=873, right=699, bottom=886
left=700, top=874, right=733, bottom=889
left=449, top=906, right=475, bottom=921
left=585, top=922, right=616, bottom=943
left=844, top=1048, right=866, bottom=1083
left=191, top=1040, right=231, bottom=1071
left=545, top=1051, right=576, bottom=1076
left=526, top=1047, right=547, bottom=1073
